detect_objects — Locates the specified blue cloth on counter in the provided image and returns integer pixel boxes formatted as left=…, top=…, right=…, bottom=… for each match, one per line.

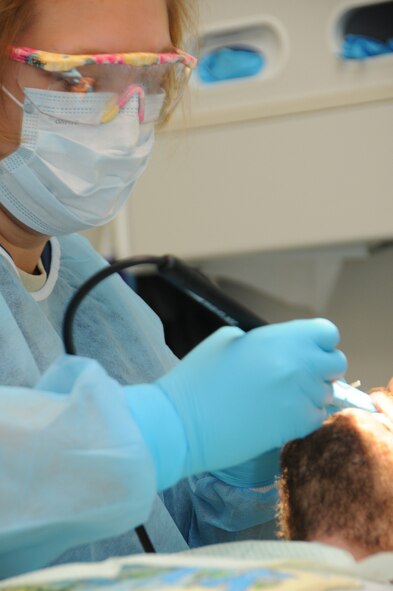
left=0, top=234, right=277, bottom=579
left=198, top=46, right=265, bottom=84
left=341, top=34, right=393, bottom=60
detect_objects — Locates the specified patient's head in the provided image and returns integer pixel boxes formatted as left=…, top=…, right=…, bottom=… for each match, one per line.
left=278, top=390, right=393, bottom=560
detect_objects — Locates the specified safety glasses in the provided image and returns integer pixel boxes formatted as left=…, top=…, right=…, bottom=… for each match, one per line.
left=8, top=46, right=198, bottom=124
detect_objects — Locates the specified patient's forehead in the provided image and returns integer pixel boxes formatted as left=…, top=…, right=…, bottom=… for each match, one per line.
left=329, top=408, right=393, bottom=440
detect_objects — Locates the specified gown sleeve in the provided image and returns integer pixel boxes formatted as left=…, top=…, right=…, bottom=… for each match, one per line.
left=0, top=357, right=157, bottom=579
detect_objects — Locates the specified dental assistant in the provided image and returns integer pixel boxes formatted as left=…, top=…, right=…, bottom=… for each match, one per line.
left=0, top=0, right=347, bottom=580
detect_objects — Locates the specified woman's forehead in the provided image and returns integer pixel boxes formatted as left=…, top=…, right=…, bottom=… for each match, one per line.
left=16, top=0, right=171, bottom=54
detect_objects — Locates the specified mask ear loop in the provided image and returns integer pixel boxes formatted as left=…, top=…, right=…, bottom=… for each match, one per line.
left=2, top=86, right=24, bottom=110
left=101, top=85, right=145, bottom=124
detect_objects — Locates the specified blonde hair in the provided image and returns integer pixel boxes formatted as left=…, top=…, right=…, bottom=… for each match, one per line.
left=162, top=0, right=199, bottom=125
left=0, top=0, right=198, bottom=138
left=0, top=1, right=35, bottom=142
left=168, top=0, right=198, bottom=51
left=0, top=1, right=33, bottom=82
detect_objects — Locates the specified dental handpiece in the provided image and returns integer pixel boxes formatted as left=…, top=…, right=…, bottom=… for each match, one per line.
left=331, top=381, right=377, bottom=413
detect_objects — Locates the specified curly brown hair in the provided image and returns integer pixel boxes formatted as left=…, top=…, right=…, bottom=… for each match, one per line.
left=278, top=393, right=393, bottom=556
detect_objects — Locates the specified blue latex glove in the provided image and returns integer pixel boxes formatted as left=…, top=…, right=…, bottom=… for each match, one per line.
left=126, top=319, right=347, bottom=491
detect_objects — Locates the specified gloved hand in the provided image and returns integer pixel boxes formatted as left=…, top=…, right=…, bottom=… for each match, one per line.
left=126, top=319, right=347, bottom=491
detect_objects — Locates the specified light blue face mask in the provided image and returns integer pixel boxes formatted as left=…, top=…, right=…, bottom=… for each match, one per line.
left=0, top=88, right=163, bottom=236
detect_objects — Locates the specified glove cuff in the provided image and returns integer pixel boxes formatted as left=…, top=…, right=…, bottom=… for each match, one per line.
left=124, top=384, right=187, bottom=492
left=212, top=448, right=281, bottom=489
left=213, top=469, right=277, bottom=489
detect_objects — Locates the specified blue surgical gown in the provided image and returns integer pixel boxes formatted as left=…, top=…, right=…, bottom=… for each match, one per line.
left=0, top=234, right=278, bottom=579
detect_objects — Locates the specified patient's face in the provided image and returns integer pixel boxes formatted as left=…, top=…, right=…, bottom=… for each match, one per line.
left=279, top=397, right=393, bottom=559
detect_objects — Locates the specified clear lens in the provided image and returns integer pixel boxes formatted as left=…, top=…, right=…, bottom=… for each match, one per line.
left=16, top=62, right=190, bottom=125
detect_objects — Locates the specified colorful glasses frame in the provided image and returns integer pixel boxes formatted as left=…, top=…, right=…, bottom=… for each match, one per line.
left=8, top=46, right=198, bottom=72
